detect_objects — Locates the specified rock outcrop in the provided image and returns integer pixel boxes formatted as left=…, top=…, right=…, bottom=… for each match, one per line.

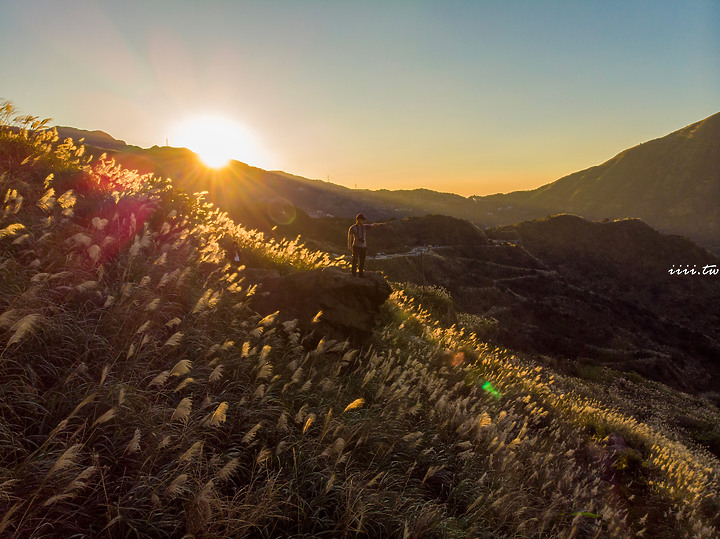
left=249, top=267, right=393, bottom=345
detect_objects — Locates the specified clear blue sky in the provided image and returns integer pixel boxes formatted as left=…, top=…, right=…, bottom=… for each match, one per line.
left=1, top=0, right=718, bottom=196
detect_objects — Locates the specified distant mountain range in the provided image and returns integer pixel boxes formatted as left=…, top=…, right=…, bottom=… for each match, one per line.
left=472, top=112, right=720, bottom=251
left=56, top=111, right=720, bottom=252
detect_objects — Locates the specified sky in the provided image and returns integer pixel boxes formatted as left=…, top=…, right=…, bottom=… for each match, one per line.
left=1, top=0, right=718, bottom=196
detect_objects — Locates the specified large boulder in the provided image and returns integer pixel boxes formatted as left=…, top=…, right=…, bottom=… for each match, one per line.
left=249, top=267, right=393, bottom=344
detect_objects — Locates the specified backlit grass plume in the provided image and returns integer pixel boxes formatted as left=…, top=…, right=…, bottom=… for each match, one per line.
left=0, top=101, right=717, bottom=538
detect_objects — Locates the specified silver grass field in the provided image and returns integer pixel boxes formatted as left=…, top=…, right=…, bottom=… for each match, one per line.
left=0, top=102, right=718, bottom=538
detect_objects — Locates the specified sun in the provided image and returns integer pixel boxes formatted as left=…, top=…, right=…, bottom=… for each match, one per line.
left=171, top=115, right=261, bottom=168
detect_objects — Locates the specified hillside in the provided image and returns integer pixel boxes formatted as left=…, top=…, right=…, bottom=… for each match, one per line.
left=280, top=212, right=720, bottom=397
left=2, top=104, right=719, bottom=537
left=474, top=112, right=720, bottom=251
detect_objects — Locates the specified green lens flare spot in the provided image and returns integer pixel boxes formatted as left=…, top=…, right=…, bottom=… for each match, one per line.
left=481, top=381, right=501, bottom=398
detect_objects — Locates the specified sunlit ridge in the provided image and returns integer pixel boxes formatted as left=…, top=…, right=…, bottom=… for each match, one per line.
left=171, top=115, right=262, bottom=169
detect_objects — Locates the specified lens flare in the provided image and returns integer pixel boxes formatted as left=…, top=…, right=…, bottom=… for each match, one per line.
left=451, top=351, right=465, bottom=367
left=481, top=381, right=501, bottom=399
left=267, top=197, right=297, bottom=225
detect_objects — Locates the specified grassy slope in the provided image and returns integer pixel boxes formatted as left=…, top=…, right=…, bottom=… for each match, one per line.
left=0, top=106, right=718, bottom=538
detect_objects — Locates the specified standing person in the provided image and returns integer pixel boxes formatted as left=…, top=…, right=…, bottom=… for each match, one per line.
left=348, top=213, right=383, bottom=277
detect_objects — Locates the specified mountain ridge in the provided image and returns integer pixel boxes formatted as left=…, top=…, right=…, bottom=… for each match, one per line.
left=474, top=112, right=720, bottom=250
left=55, top=111, right=720, bottom=251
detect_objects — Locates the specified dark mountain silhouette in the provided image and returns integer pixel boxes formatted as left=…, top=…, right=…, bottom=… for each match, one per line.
left=55, top=126, right=480, bottom=223
left=473, top=112, right=720, bottom=251
left=58, top=111, right=720, bottom=252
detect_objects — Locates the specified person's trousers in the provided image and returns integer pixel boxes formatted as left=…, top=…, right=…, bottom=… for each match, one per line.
left=352, top=245, right=367, bottom=276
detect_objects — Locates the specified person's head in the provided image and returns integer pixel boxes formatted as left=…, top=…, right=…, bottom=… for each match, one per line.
left=356, top=213, right=367, bottom=224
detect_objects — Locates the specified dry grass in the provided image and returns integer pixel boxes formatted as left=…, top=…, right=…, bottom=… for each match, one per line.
left=0, top=101, right=718, bottom=538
